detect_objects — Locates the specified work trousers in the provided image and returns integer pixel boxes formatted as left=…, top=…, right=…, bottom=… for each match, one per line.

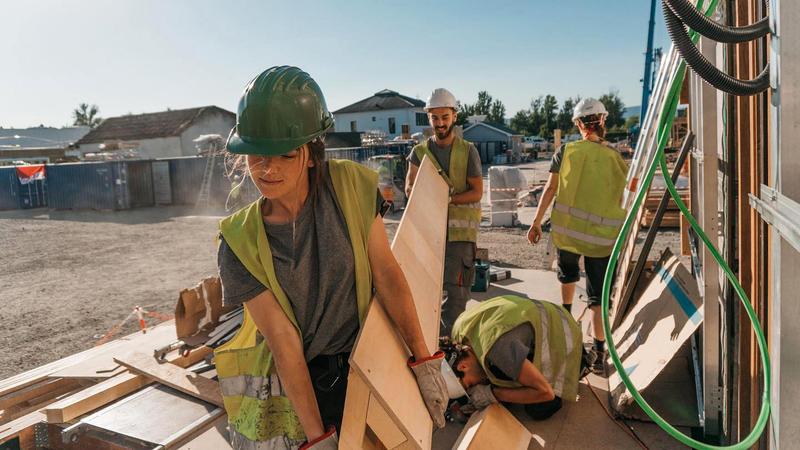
left=441, top=241, right=477, bottom=337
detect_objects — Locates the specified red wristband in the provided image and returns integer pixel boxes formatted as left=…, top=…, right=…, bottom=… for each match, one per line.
left=299, top=425, right=336, bottom=450
left=407, top=350, right=444, bottom=368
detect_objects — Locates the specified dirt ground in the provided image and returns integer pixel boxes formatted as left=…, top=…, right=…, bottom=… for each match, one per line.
left=0, top=159, right=680, bottom=380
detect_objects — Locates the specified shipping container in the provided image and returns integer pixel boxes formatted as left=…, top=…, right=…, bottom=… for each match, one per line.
left=0, top=167, right=19, bottom=210
left=47, top=161, right=125, bottom=210
left=125, top=160, right=154, bottom=208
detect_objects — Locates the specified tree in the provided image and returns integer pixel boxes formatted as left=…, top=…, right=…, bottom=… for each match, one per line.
left=556, top=97, right=579, bottom=134
left=73, top=103, right=102, bottom=128
left=598, top=91, right=626, bottom=129
left=457, top=91, right=507, bottom=125
left=510, top=110, right=532, bottom=135
left=624, top=115, right=640, bottom=130
left=489, top=99, right=506, bottom=124
left=539, top=95, right=559, bottom=138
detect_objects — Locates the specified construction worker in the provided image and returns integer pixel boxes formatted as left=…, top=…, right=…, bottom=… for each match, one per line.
left=446, top=295, right=589, bottom=420
left=526, top=98, right=629, bottom=374
left=215, top=66, right=449, bottom=450
left=405, top=88, right=483, bottom=337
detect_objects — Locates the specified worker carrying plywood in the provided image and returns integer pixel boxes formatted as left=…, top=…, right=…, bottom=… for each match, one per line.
left=445, top=295, right=593, bottom=419
left=215, top=66, right=449, bottom=450
left=526, top=98, right=629, bottom=374
left=405, top=88, right=483, bottom=336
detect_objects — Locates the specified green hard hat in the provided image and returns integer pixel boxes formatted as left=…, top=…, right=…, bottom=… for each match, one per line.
left=226, top=66, right=334, bottom=156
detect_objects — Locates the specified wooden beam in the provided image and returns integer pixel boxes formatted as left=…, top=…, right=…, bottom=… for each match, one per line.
left=451, top=404, right=531, bottom=450
left=340, top=369, right=373, bottom=450
left=344, top=156, right=449, bottom=450
left=49, top=321, right=179, bottom=379
left=43, top=345, right=211, bottom=423
left=113, top=353, right=223, bottom=407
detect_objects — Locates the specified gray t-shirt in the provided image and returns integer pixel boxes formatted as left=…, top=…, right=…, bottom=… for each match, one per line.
left=485, top=323, right=536, bottom=381
left=217, top=163, right=385, bottom=361
left=408, top=138, right=482, bottom=178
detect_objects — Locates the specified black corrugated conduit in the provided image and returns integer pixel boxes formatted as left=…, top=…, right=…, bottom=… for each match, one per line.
left=663, top=0, right=770, bottom=96
left=664, top=0, right=769, bottom=43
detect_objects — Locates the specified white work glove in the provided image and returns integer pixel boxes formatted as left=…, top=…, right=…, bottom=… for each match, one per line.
left=408, top=351, right=449, bottom=428
left=468, top=384, right=498, bottom=410
left=299, top=427, right=337, bottom=450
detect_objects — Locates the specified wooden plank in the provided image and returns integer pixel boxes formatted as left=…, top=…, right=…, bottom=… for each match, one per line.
left=0, top=378, right=78, bottom=411
left=451, top=404, right=531, bottom=450
left=43, top=345, right=211, bottom=424
left=366, top=393, right=407, bottom=449
left=113, top=353, right=223, bottom=407
left=345, top=156, right=449, bottom=450
left=0, top=333, right=133, bottom=397
left=340, top=370, right=372, bottom=450
left=50, top=321, right=179, bottom=379
left=174, top=414, right=232, bottom=450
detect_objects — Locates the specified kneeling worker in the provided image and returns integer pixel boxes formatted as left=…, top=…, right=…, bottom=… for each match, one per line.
left=447, top=295, right=588, bottom=419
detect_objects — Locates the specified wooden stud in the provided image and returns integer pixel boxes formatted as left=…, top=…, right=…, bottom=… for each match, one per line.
left=113, top=352, right=223, bottom=407
left=43, top=345, right=211, bottom=424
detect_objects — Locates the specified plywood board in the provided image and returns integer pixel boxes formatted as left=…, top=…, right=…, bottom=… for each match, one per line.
left=340, top=370, right=371, bottom=450
left=367, top=391, right=407, bottom=449
left=174, top=414, right=232, bottom=450
left=451, top=404, right=531, bottom=450
left=347, top=156, right=449, bottom=450
left=44, top=345, right=211, bottom=423
left=607, top=253, right=703, bottom=415
left=114, top=353, right=223, bottom=407
left=50, top=321, right=179, bottom=379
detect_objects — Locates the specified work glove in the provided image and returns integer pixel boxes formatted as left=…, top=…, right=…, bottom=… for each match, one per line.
left=467, top=384, right=498, bottom=410
left=408, top=351, right=448, bottom=429
left=299, top=426, right=337, bottom=450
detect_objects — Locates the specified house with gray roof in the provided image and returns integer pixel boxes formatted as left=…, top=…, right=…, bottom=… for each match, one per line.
left=332, top=89, right=427, bottom=139
left=75, top=106, right=235, bottom=159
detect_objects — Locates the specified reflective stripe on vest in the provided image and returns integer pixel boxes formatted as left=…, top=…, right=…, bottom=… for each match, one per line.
left=412, top=137, right=480, bottom=242
left=215, top=160, right=376, bottom=446
left=451, top=295, right=583, bottom=401
left=551, top=140, right=629, bottom=258
left=553, top=202, right=624, bottom=228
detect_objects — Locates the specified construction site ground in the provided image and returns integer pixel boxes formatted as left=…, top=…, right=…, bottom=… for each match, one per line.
left=0, top=158, right=684, bottom=448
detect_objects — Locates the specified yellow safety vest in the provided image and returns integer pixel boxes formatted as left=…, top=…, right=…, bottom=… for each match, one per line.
left=413, top=137, right=481, bottom=242
left=214, top=160, right=376, bottom=446
left=551, top=140, right=629, bottom=258
left=452, top=295, right=583, bottom=401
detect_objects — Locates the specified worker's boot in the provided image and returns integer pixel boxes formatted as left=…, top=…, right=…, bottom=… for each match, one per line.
left=590, top=349, right=606, bottom=375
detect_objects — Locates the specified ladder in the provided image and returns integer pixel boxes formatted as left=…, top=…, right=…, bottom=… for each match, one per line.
left=195, top=141, right=218, bottom=208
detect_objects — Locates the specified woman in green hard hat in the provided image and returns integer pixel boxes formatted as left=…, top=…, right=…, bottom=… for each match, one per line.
left=214, top=66, right=448, bottom=450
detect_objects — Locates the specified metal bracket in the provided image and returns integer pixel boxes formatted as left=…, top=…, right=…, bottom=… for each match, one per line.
left=33, top=422, right=49, bottom=447
left=749, top=185, right=800, bottom=252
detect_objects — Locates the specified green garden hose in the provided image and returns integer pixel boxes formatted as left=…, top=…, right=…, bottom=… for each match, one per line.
left=600, top=0, right=771, bottom=448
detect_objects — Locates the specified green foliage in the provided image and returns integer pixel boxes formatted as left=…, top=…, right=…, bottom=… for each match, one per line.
left=73, top=103, right=102, bottom=128
left=598, top=90, right=626, bottom=128
left=624, top=114, right=640, bottom=129
left=457, top=91, right=506, bottom=125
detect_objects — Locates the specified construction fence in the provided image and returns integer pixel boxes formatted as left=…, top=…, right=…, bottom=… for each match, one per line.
left=0, top=143, right=411, bottom=212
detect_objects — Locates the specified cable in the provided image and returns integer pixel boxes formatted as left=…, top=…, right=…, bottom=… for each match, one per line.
left=584, top=379, right=650, bottom=450
left=663, top=0, right=770, bottom=96
left=601, top=0, right=771, bottom=448
left=664, top=0, right=769, bottom=43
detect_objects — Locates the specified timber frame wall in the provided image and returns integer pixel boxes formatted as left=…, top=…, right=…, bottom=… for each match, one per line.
left=725, top=0, right=770, bottom=445
left=690, top=0, right=800, bottom=447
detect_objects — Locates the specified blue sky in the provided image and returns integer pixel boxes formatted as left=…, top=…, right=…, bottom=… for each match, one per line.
left=1, top=0, right=673, bottom=128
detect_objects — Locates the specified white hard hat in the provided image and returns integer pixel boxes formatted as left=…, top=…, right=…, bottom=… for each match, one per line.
left=572, top=98, right=608, bottom=121
left=425, top=88, right=459, bottom=111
